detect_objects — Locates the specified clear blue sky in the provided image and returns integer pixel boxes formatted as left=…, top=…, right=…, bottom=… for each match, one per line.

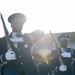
left=0, top=0, right=75, bottom=37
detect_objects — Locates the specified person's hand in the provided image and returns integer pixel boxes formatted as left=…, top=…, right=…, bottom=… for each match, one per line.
left=59, top=65, right=67, bottom=71
left=5, top=49, right=16, bottom=61
left=61, top=52, right=71, bottom=58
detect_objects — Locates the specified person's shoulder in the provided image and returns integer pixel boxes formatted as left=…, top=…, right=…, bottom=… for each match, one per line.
left=22, top=33, right=33, bottom=40
left=67, top=47, right=75, bottom=50
left=0, top=36, right=6, bottom=40
left=51, top=48, right=57, bottom=53
left=50, top=48, right=58, bottom=57
left=22, top=33, right=34, bottom=45
left=66, top=47, right=75, bottom=53
left=0, top=36, right=6, bottom=44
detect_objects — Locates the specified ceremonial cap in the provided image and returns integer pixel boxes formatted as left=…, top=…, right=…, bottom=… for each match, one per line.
left=57, top=33, right=69, bottom=41
left=8, top=13, right=26, bottom=23
left=30, top=29, right=44, bottom=43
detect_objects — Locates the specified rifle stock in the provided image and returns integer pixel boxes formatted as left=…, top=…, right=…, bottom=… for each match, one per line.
left=50, top=31, right=64, bottom=65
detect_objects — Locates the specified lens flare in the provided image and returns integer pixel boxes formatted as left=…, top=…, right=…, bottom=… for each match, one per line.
left=38, top=49, right=50, bottom=57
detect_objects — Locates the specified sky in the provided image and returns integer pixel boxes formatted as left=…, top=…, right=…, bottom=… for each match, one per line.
left=0, top=0, right=75, bottom=37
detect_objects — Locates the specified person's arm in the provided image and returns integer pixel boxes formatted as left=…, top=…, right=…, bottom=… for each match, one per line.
left=49, top=50, right=67, bottom=73
left=71, top=48, right=75, bottom=58
left=0, top=37, right=16, bottom=63
left=0, top=37, right=7, bottom=63
left=48, top=50, right=58, bottom=74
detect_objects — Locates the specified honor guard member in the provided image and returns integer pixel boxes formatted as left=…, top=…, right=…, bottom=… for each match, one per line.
left=0, top=13, right=40, bottom=75
left=49, top=33, right=75, bottom=75
left=30, top=29, right=44, bottom=60
left=30, top=29, right=44, bottom=43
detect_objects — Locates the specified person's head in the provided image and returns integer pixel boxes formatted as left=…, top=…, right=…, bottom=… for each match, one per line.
left=8, top=13, right=27, bottom=32
left=57, top=33, right=69, bottom=48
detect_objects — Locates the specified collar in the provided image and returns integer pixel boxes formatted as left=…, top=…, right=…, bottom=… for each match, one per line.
left=11, top=32, right=22, bottom=38
left=60, top=48, right=67, bottom=53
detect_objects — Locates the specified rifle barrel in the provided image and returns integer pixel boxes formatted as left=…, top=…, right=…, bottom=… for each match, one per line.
left=50, top=31, right=64, bottom=65
left=0, top=13, right=11, bottom=49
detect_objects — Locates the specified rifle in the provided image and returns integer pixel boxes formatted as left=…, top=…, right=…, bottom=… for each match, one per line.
left=0, top=13, right=11, bottom=50
left=50, top=31, right=64, bottom=65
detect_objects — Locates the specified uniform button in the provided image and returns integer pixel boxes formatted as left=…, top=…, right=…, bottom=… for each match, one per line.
left=24, top=44, right=28, bottom=48
left=21, top=63, right=23, bottom=65
left=18, top=49, right=20, bottom=50
left=19, top=56, right=21, bottom=57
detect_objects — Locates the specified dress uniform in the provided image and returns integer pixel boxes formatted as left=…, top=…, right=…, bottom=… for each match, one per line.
left=0, top=13, right=40, bottom=75
left=49, top=33, right=75, bottom=75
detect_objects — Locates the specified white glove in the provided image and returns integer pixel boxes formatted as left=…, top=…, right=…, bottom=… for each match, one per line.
left=5, top=49, right=16, bottom=61
left=59, top=65, right=67, bottom=71
left=10, top=37, right=24, bottom=42
left=61, top=52, right=71, bottom=58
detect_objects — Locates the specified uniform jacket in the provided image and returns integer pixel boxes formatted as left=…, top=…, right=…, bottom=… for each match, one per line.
left=0, top=33, right=40, bottom=75
left=49, top=47, right=75, bottom=75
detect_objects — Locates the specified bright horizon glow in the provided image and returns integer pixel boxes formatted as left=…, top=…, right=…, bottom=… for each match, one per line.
left=0, top=0, right=75, bottom=37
